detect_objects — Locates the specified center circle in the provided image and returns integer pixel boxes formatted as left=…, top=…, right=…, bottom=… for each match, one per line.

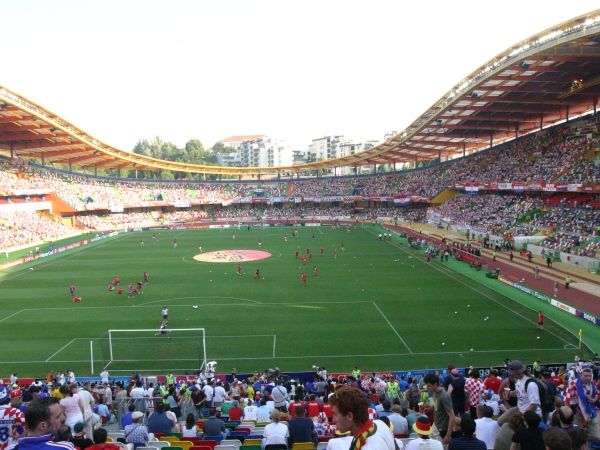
left=193, top=250, right=272, bottom=263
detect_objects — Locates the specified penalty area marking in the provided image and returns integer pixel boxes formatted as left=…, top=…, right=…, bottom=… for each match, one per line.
left=0, top=345, right=572, bottom=365
left=373, top=302, right=412, bottom=353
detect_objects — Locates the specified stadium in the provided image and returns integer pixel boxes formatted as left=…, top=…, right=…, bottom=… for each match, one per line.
left=1, top=6, right=600, bottom=446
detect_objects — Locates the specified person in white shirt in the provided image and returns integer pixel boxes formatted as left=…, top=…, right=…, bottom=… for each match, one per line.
left=100, top=370, right=110, bottom=384
left=130, top=380, right=146, bottom=398
left=243, top=399, right=258, bottom=421
left=507, top=360, right=542, bottom=417
left=67, top=370, right=76, bottom=384
left=203, top=381, right=215, bottom=406
left=262, top=409, right=289, bottom=448
left=405, top=416, right=443, bottom=450
left=474, top=404, right=500, bottom=449
left=213, top=381, right=227, bottom=408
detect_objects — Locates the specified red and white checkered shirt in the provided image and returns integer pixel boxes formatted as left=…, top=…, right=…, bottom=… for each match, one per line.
left=464, top=378, right=485, bottom=408
left=0, top=406, right=26, bottom=450
left=564, top=380, right=594, bottom=410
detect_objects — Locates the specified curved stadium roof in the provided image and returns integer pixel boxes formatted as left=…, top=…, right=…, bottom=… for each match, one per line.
left=1, top=9, right=600, bottom=177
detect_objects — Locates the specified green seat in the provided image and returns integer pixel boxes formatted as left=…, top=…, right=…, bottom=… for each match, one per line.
left=240, top=446, right=262, bottom=450
left=169, top=433, right=183, bottom=439
left=169, top=447, right=184, bottom=450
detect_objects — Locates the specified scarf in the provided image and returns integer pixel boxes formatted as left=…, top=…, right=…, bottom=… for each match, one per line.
left=349, top=420, right=376, bottom=450
left=575, top=378, right=598, bottom=422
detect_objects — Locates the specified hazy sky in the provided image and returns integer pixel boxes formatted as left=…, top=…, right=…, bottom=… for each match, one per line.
left=1, top=1, right=598, bottom=151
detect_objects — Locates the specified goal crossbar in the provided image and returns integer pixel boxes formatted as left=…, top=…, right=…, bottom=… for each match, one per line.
left=107, top=328, right=206, bottom=369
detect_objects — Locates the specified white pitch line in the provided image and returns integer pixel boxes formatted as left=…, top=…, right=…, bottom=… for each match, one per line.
left=373, top=301, right=413, bottom=353
left=365, top=227, right=574, bottom=346
left=0, top=346, right=569, bottom=365
left=0, top=310, right=26, bottom=324
left=45, top=339, right=76, bottom=362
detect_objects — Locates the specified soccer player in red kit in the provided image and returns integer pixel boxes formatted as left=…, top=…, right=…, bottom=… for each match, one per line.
left=238, top=264, right=242, bottom=275
left=295, top=250, right=299, bottom=258
left=309, top=252, right=312, bottom=260
left=302, top=273, right=307, bottom=287
left=314, top=266, right=319, bottom=278
left=173, top=239, right=177, bottom=248
left=538, top=311, right=544, bottom=330
left=254, top=269, right=261, bottom=280
left=137, top=281, right=143, bottom=294
left=143, top=272, right=148, bottom=284
left=333, top=249, right=337, bottom=258
left=320, top=247, right=324, bottom=256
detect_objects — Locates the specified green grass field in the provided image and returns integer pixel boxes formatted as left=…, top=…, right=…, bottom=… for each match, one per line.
left=0, top=224, right=593, bottom=377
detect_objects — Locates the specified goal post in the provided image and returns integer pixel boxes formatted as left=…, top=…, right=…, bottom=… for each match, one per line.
left=95, top=329, right=277, bottom=373
left=103, top=328, right=207, bottom=373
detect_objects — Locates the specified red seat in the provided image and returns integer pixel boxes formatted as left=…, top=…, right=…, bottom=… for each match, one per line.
left=394, top=434, right=408, bottom=438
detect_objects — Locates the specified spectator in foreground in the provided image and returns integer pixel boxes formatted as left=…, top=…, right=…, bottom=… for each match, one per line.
left=13, top=397, right=73, bottom=450
left=328, top=386, right=396, bottom=449
left=543, top=427, right=572, bottom=450
left=123, top=412, right=149, bottom=447
left=448, top=414, right=487, bottom=450
left=405, top=416, right=443, bottom=450
left=202, top=408, right=229, bottom=441
left=262, top=409, right=289, bottom=448
left=87, top=428, right=127, bottom=450
left=71, top=422, right=94, bottom=450
left=147, top=403, right=176, bottom=435
left=510, top=410, right=545, bottom=450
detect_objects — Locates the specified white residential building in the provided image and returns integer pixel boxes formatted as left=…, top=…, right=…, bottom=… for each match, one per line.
left=216, top=135, right=293, bottom=168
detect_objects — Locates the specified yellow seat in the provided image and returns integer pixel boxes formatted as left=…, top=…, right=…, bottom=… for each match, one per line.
left=243, top=439, right=263, bottom=446
left=256, top=422, right=270, bottom=427
left=172, top=441, right=193, bottom=450
left=292, top=443, right=315, bottom=450
left=106, top=438, right=114, bottom=443
left=159, top=437, right=179, bottom=444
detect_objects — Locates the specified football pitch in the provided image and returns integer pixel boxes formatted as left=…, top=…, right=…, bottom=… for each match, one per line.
left=0, top=225, right=591, bottom=377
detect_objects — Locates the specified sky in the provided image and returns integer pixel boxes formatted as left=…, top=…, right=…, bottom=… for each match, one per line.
left=1, top=1, right=599, bottom=152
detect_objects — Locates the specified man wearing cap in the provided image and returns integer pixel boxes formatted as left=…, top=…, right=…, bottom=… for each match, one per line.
left=71, top=423, right=94, bottom=450
left=123, top=412, right=150, bottom=446
left=328, top=386, right=396, bottom=450
left=406, top=416, right=443, bottom=450
left=424, top=373, right=456, bottom=445
left=564, top=366, right=600, bottom=441
left=507, top=360, right=542, bottom=418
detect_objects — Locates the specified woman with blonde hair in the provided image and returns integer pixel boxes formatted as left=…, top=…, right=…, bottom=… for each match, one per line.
left=262, top=409, right=289, bottom=448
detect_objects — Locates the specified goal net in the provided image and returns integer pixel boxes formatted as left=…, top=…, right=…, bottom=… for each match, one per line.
left=94, top=330, right=277, bottom=373
left=98, top=328, right=206, bottom=373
